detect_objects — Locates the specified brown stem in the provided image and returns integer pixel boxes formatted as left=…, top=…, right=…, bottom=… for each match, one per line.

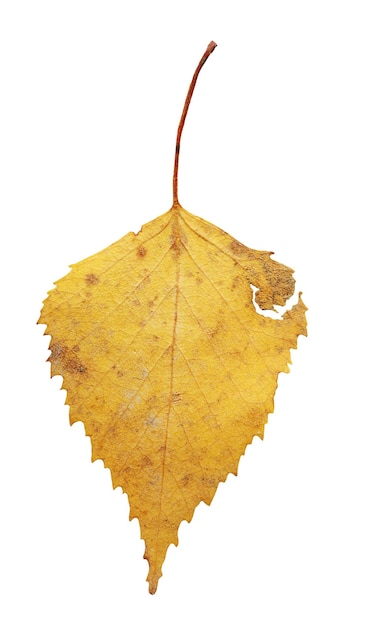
left=172, top=41, right=217, bottom=207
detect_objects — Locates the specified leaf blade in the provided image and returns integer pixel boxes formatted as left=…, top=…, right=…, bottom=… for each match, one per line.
left=39, top=207, right=306, bottom=593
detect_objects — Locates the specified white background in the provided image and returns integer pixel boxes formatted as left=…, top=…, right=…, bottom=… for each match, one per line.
left=1, top=1, right=369, bottom=624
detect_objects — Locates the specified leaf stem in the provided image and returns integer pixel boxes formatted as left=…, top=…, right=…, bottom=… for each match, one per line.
left=172, top=41, right=217, bottom=208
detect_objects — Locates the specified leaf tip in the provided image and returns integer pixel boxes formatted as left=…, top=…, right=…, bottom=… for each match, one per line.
left=148, top=580, right=158, bottom=595
left=145, top=558, right=162, bottom=595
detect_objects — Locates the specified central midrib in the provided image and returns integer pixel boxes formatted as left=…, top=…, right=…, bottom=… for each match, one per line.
left=153, top=213, right=182, bottom=565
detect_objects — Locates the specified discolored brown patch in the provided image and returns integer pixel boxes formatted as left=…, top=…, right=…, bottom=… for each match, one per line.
left=230, top=239, right=245, bottom=255
left=49, top=342, right=66, bottom=361
left=169, top=235, right=181, bottom=257
left=85, top=273, right=99, bottom=286
left=206, top=318, right=225, bottom=338
left=49, top=342, right=87, bottom=376
left=137, top=245, right=147, bottom=258
left=231, top=275, right=243, bottom=290
left=66, top=359, right=86, bottom=374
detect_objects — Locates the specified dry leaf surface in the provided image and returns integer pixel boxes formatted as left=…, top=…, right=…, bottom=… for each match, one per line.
left=40, top=206, right=307, bottom=592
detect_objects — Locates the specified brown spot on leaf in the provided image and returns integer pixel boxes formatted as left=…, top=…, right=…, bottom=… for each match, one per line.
left=49, top=342, right=87, bottom=376
left=49, top=342, right=66, bottom=360
left=137, top=246, right=147, bottom=258
left=170, top=235, right=181, bottom=257
left=232, top=275, right=244, bottom=290
left=206, top=319, right=225, bottom=338
left=85, top=273, right=99, bottom=286
left=230, top=239, right=245, bottom=255
left=65, top=359, right=86, bottom=374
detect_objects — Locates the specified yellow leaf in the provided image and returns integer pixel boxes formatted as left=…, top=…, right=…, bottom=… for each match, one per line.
left=39, top=42, right=307, bottom=594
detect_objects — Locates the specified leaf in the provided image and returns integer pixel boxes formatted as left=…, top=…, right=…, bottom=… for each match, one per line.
left=39, top=42, right=307, bottom=594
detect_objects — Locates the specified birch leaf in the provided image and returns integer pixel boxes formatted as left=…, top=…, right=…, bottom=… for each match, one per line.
left=39, top=42, right=307, bottom=594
